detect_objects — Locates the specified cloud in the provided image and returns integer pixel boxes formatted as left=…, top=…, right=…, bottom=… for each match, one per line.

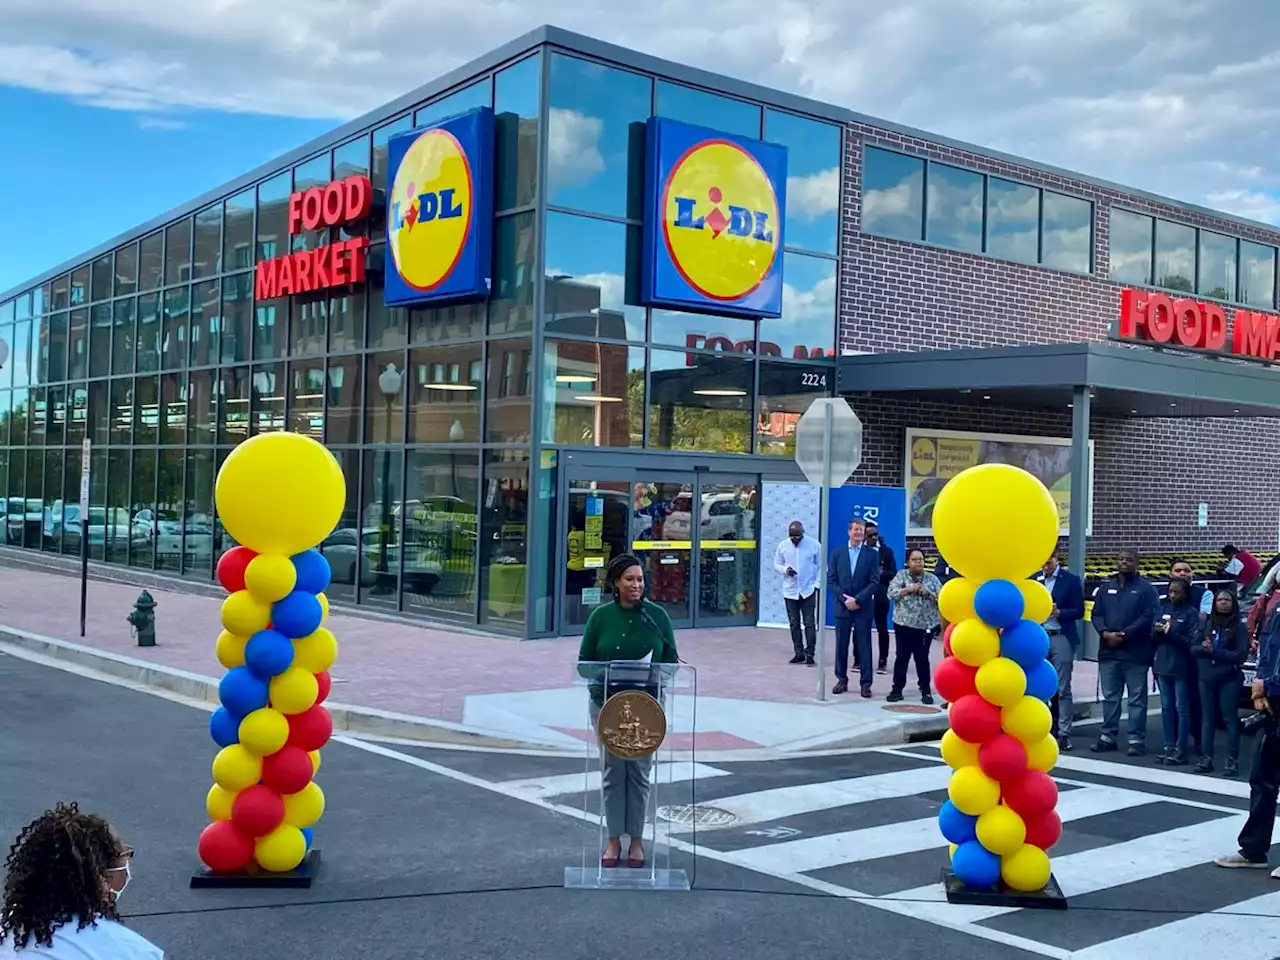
left=546, top=107, right=605, bottom=187
left=787, top=167, right=839, bottom=219
left=780, top=270, right=836, bottom=326
left=137, top=115, right=188, bottom=130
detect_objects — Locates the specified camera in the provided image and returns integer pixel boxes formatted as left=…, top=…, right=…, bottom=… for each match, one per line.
left=1240, top=709, right=1276, bottom=736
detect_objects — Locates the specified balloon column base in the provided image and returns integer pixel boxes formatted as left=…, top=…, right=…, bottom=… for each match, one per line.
left=941, top=868, right=1067, bottom=910
left=191, top=850, right=321, bottom=889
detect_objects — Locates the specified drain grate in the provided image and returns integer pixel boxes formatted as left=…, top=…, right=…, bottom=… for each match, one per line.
left=656, top=804, right=739, bottom=827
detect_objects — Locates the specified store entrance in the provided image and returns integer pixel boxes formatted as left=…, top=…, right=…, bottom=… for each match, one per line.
left=558, top=466, right=759, bottom=634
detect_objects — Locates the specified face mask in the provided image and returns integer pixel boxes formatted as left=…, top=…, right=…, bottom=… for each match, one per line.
left=109, top=861, right=131, bottom=901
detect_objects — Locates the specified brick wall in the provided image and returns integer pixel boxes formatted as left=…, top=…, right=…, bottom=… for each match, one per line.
left=837, top=125, right=1280, bottom=556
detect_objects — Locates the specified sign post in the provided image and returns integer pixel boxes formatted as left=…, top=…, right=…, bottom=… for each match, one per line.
left=79, top=439, right=90, bottom=638
left=794, top=398, right=864, bottom=702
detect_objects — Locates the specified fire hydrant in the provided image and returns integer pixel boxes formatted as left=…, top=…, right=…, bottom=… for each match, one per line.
left=127, top=590, right=157, bottom=647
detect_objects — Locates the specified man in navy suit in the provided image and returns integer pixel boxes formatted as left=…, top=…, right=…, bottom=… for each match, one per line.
left=1034, top=553, right=1086, bottom=750
left=828, top=517, right=880, bottom=697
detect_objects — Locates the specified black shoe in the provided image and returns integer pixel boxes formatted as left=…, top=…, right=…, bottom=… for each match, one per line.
left=877, top=661, right=888, bottom=675
left=886, top=689, right=904, bottom=702
left=921, top=692, right=935, bottom=705
left=1091, top=739, right=1117, bottom=753
left=861, top=684, right=873, bottom=698
left=789, top=653, right=806, bottom=664
left=804, top=655, right=815, bottom=666
left=1058, top=735, right=1073, bottom=752
left=1195, top=756, right=1214, bottom=774
left=833, top=679, right=848, bottom=695
left=1167, top=749, right=1189, bottom=766
left=1225, top=758, right=1240, bottom=778
left=1127, top=743, right=1145, bottom=757
left=1155, top=746, right=1170, bottom=764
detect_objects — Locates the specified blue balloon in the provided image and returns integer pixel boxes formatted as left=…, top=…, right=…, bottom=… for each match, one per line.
left=1026, top=659, right=1059, bottom=702
left=291, top=550, right=332, bottom=596
left=244, top=629, right=295, bottom=679
left=271, top=590, right=324, bottom=639
left=952, top=840, right=1002, bottom=888
left=974, top=579, right=1025, bottom=629
left=218, top=666, right=270, bottom=717
left=301, top=827, right=314, bottom=851
left=209, top=707, right=240, bottom=747
left=938, top=800, right=978, bottom=845
left=1000, top=620, right=1051, bottom=670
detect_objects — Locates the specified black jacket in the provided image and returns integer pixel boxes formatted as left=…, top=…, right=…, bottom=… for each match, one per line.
left=1091, top=573, right=1160, bottom=663
left=872, top=543, right=896, bottom=597
left=1152, top=599, right=1199, bottom=677
left=1192, top=617, right=1249, bottom=683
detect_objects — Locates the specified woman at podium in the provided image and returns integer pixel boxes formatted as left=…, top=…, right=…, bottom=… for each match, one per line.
left=577, top=553, right=679, bottom=869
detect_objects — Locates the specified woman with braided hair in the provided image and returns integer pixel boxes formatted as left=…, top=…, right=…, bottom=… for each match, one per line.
left=1, top=802, right=161, bottom=958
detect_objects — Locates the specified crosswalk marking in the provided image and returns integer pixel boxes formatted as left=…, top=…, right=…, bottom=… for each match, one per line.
left=1069, top=890, right=1280, bottom=958
left=725, top=783, right=1162, bottom=874
left=499, top=761, right=729, bottom=799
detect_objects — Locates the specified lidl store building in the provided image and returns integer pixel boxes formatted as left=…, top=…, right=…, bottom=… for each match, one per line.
left=3, top=25, right=1280, bottom=639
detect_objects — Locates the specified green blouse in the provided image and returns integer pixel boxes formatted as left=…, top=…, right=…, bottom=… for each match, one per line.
left=577, top=599, right=679, bottom=665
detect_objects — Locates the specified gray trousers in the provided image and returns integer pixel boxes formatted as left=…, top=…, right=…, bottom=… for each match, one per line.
left=1048, top=631, right=1075, bottom=737
left=590, top=699, right=653, bottom=838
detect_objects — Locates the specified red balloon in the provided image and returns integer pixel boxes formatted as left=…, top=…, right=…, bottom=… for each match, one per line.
left=261, top=746, right=314, bottom=795
left=231, top=784, right=285, bottom=838
left=217, top=546, right=258, bottom=594
left=934, top=657, right=977, bottom=703
left=948, top=694, right=1002, bottom=744
left=978, top=733, right=1029, bottom=782
left=1002, top=769, right=1059, bottom=819
left=1024, top=809, right=1063, bottom=850
left=287, top=705, right=333, bottom=752
left=315, top=671, right=332, bottom=704
left=198, top=820, right=255, bottom=873
left=942, top=623, right=955, bottom=657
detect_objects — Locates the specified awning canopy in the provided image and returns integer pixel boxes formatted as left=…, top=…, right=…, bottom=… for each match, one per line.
left=836, top=342, right=1280, bottom=419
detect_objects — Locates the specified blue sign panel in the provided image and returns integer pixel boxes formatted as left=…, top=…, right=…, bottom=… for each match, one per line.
left=824, top=485, right=908, bottom=628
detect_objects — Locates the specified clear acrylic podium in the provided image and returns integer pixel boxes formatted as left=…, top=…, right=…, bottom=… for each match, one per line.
left=565, top=660, right=697, bottom=891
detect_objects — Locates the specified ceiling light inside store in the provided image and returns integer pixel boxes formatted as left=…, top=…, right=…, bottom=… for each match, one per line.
left=573, top=395, right=623, bottom=402
left=430, top=383, right=478, bottom=391
left=693, top=388, right=747, bottom=397
left=556, top=374, right=597, bottom=383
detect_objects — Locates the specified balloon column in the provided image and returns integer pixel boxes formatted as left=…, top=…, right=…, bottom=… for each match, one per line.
left=196, top=433, right=346, bottom=879
left=931, top=463, right=1064, bottom=898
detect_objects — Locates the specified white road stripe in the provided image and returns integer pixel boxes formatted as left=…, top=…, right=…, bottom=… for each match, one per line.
left=727, top=783, right=1161, bottom=874
left=1070, top=890, right=1280, bottom=959
left=499, top=761, right=729, bottom=799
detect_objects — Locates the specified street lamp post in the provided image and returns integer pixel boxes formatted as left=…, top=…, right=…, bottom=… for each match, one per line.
left=376, top=362, right=402, bottom=594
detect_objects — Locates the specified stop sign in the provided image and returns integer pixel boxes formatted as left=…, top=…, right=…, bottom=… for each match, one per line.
left=794, top=398, right=863, bottom=487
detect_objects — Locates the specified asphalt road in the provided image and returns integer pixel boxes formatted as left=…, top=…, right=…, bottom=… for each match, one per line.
left=0, top=651, right=1034, bottom=960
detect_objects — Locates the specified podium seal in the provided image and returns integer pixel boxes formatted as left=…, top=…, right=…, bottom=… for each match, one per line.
left=598, top=691, right=666, bottom=758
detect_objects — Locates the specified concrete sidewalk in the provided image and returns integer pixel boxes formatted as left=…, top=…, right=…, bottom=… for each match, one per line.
left=0, top=561, right=1098, bottom=754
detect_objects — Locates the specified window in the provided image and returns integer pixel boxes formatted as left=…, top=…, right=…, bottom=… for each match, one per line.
left=66, top=386, right=87, bottom=445
left=548, top=55, right=650, bottom=219
left=494, top=54, right=541, bottom=210
left=650, top=309, right=755, bottom=354
left=324, top=355, right=361, bottom=445
left=765, top=109, right=840, bottom=255
left=90, top=256, right=113, bottom=302
left=104, top=450, right=129, bottom=564
left=985, top=178, right=1039, bottom=265
left=488, top=214, right=535, bottom=335
left=135, top=293, right=160, bottom=374
left=403, top=450, right=479, bottom=621
left=415, top=79, right=491, bottom=128
left=317, top=451, right=360, bottom=601
left=328, top=290, right=365, bottom=352
left=251, top=363, right=285, bottom=434
left=138, top=233, right=164, bottom=291
left=163, top=287, right=190, bottom=370
left=193, top=205, right=222, bottom=279
left=89, top=305, right=111, bottom=377
left=130, top=450, right=156, bottom=570
left=223, top=189, right=255, bottom=272
left=156, top=450, right=184, bottom=573
left=110, top=378, right=133, bottom=445
left=291, top=298, right=327, bottom=356
left=366, top=283, right=406, bottom=350
left=861, top=147, right=923, bottom=241
left=220, top=274, right=252, bottom=364
left=648, top=348, right=752, bottom=452
left=292, top=153, right=332, bottom=252
left=409, top=343, right=483, bottom=443
left=47, top=313, right=67, bottom=382
left=160, top=373, right=185, bottom=444
left=115, top=242, right=139, bottom=296
left=134, top=376, right=159, bottom=443
left=111, top=299, right=136, bottom=376
left=542, top=339, right=643, bottom=448
left=165, top=218, right=192, bottom=286
left=188, top=369, right=215, bottom=444
left=190, top=280, right=219, bottom=367
left=1041, top=192, right=1092, bottom=273
left=253, top=297, right=286, bottom=360
left=68, top=309, right=87, bottom=380
left=288, top=361, right=325, bottom=439
left=655, top=80, right=759, bottom=138
left=70, top=267, right=89, bottom=307
left=364, top=353, right=405, bottom=445
left=761, top=253, right=835, bottom=358
left=757, top=362, right=830, bottom=456
left=218, top=366, right=249, bottom=444
left=1108, top=209, right=1153, bottom=285
left=257, top=172, right=291, bottom=262
left=486, top=338, right=532, bottom=442
left=926, top=163, right=982, bottom=253
left=409, top=300, right=484, bottom=345
left=183, top=448, right=215, bottom=576
left=479, top=449, right=529, bottom=628
left=51, top=274, right=70, bottom=311
left=333, top=135, right=371, bottom=242
left=371, top=116, right=412, bottom=244
left=1155, top=219, right=1195, bottom=292
left=544, top=213, right=643, bottom=341
left=359, top=448, right=404, bottom=607
left=1240, top=241, right=1277, bottom=309
left=1198, top=231, right=1237, bottom=301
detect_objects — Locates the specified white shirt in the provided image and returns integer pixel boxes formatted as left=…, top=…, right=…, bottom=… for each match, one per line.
left=1, top=919, right=163, bottom=959
left=774, top=535, right=821, bottom=600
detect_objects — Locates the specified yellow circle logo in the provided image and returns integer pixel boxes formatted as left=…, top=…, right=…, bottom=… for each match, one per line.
left=912, top=438, right=938, bottom=476
left=389, top=129, right=473, bottom=291
left=661, top=140, right=781, bottom=302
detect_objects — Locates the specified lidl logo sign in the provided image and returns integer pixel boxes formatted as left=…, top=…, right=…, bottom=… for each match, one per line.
left=384, top=106, right=493, bottom=306
left=642, top=118, right=787, bottom=318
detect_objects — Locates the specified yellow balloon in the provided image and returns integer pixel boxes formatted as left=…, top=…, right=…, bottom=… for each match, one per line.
left=254, top=824, right=307, bottom=873
left=211, top=745, right=262, bottom=792
left=948, top=765, right=1001, bottom=816
left=932, top=464, right=1060, bottom=582
left=948, top=843, right=957, bottom=860
left=940, top=729, right=980, bottom=769
left=215, top=432, right=346, bottom=557
left=975, top=657, right=1028, bottom=707
left=293, top=628, right=338, bottom=674
left=976, top=805, right=1027, bottom=856
left=1002, top=695, right=1053, bottom=745
left=245, top=553, right=298, bottom=604
left=221, top=590, right=271, bottom=637
left=238, top=707, right=290, bottom=756
left=939, top=577, right=977, bottom=624
left=951, top=619, right=1001, bottom=667
left=309, top=750, right=322, bottom=775
left=1001, top=843, right=1051, bottom=892
left=282, top=781, right=326, bottom=828
left=1025, top=733, right=1060, bottom=772
left=206, top=784, right=237, bottom=821
left=215, top=630, right=247, bottom=669
left=317, top=592, right=330, bottom=623
left=270, top=667, right=320, bottom=715
left=1018, top=580, right=1054, bottom=625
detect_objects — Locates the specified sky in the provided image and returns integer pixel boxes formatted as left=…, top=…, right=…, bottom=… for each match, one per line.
left=3, top=0, right=1280, bottom=297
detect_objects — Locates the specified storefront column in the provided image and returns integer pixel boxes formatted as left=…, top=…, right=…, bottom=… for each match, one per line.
left=1068, top=384, right=1091, bottom=577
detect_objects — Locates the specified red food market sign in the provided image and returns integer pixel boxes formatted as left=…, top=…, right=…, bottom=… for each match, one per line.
left=1116, top=288, right=1280, bottom=363
left=684, top=332, right=833, bottom=364
left=254, top=175, right=373, bottom=300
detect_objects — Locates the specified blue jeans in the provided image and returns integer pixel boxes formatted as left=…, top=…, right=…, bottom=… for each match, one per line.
left=1200, top=674, right=1242, bottom=762
left=1099, top=659, right=1149, bottom=744
left=1155, top=673, right=1190, bottom=753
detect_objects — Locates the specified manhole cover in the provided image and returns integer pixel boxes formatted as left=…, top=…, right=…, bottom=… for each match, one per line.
left=655, top=804, right=739, bottom=827
left=883, top=704, right=942, bottom=715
